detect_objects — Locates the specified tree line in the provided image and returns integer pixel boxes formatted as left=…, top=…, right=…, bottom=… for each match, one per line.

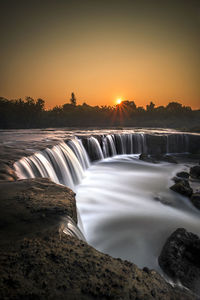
left=0, top=94, right=199, bottom=131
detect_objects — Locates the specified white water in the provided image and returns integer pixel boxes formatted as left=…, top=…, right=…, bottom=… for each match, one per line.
left=13, top=132, right=200, bottom=276
left=76, top=155, right=200, bottom=273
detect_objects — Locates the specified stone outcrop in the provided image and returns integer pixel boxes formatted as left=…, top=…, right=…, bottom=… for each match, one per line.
left=158, top=228, right=200, bottom=295
left=0, top=162, right=17, bottom=181
left=191, top=193, right=200, bottom=210
left=170, top=180, right=193, bottom=197
left=0, top=179, right=195, bottom=300
left=190, top=165, right=200, bottom=179
left=139, top=153, right=177, bottom=164
left=176, top=171, right=189, bottom=179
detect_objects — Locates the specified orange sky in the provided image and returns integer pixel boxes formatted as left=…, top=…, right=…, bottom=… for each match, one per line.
left=1, top=0, right=199, bottom=109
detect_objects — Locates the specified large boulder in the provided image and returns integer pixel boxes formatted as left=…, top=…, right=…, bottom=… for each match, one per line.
left=190, top=165, right=200, bottom=179
left=176, top=171, right=189, bottom=179
left=170, top=179, right=193, bottom=197
left=158, top=228, right=200, bottom=294
left=191, top=193, right=200, bottom=210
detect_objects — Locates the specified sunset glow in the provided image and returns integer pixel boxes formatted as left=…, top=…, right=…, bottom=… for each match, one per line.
left=0, top=1, right=199, bottom=109
left=116, top=99, right=122, bottom=105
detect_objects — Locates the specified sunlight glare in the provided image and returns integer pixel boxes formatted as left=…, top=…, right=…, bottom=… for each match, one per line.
left=116, top=98, right=122, bottom=105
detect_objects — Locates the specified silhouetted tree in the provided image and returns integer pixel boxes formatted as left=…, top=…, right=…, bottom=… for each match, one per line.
left=137, top=106, right=145, bottom=113
left=70, top=92, right=76, bottom=106
left=166, top=102, right=182, bottom=112
left=122, top=100, right=137, bottom=111
left=36, top=98, right=45, bottom=111
left=146, top=101, right=155, bottom=112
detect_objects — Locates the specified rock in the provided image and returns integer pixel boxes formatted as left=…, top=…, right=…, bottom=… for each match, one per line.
left=162, top=155, right=177, bottom=164
left=170, top=180, right=193, bottom=197
left=172, top=176, right=186, bottom=183
left=154, top=196, right=173, bottom=206
left=191, top=193, right=200, bottom=210
left=0, top=178, right=77, bottom=244
left=139, top=153, right=148, bottom=160
left=139, top=153, right=178, bottom=164
left=190, top=165, right=200, bottom=179
left=139, top=153, right=153, bottom=162
left=0, top=162, right=17, bottom=181
left=158, top=228, right=200, bottom=294
left=0, top=179, right=194, bottom=300
left=176, top=171, right=189, bottom=179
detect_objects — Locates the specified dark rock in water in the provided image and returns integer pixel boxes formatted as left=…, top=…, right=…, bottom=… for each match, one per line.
left=172, top=176, right=187, bottom=184
left=139, top=153, right=156, bottom=163
left=162, top=155, right=178, bottom=164
left=191, top=193, right=200, bottom=210
left=158, top=228, right=200, bottom=294
left=190, top=165, right=200, bottom=179
left=154, top=196, right=173, bottom=206
left=139, top=153, right=148, bottom=160
left=0, top=179, right=194, bottom=300
left=139, top=153, right=178, bottom=164
left=176, top=171, right=190, bottom=179
left=170, top=179, right=193, bottom=197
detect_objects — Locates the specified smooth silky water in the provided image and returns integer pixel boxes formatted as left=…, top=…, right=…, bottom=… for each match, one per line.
left=76, top=155, right=200, bottom=276
left=13, top=131, right=200, bottom=281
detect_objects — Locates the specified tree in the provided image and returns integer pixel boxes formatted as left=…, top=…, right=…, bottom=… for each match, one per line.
left=70, top=92, right=76, bottom=106
left=146, top=101, right=155, bottom=112
left=36, top=98, right=45, bottom=111
left=121, top=100, right=137, bottom=111
left=25, top=96, right=34, bottom=105
left=166, top=102, right=182, bottom=112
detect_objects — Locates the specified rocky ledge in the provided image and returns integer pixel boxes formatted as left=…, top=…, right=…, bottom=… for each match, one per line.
left=0, top=178, right=195, bottom=300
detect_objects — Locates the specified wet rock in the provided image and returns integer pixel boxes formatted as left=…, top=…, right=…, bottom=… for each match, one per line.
left=0, top=162, right=17, bottom=181
left=172, top=176, right=186, bottom=183
left=162, top=155, right=177, bottom=164
left=139, top=153, right=156, bottom=163
left=139, top=153, right=178, bottom=164
left=139, top=153, right=148, bottom=160
left=191, top=193, right=200, bottom=210
left=190, top=165, right=200, bottom=179
left=154, top=196, right=172, bottom=206
left=0, top=178, right=77, bottom=244
left=170, top=179, right=193, bottom=197
left=176, top=171, right=189, bottom=179
left=158, top=228, right=200, bottom=294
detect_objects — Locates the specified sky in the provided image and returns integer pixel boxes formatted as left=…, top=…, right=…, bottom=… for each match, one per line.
left=0, top=0, right=199, bottom=109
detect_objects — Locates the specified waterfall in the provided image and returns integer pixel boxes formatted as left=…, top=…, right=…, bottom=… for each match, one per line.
left=14, top=139, right=90, bottom=190
left=166, top=134, right=190, bottom=154
left=66, top=138, right=90, bottom=170
left=13, top=132, right=200, bottom=245
left=14, top=133, right=198, bottom=186
left=104, top=134, right=117, bottom=156
left=87, top=137, right=104, bottom=160
left=61, top=216, right=86, bottom=241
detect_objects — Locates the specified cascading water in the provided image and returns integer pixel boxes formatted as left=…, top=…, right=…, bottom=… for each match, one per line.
left=75, top=155, right=200, bottom=274
left=14, top=138, right=90, bottom=191
left=14, top=131, right=200, bottom=281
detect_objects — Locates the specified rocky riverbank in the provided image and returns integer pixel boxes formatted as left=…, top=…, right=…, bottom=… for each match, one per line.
left=0, top=178, right=196, bottom=300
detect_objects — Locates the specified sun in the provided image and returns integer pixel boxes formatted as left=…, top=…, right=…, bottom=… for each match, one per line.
left=116, top=98, right=122, bottom=105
